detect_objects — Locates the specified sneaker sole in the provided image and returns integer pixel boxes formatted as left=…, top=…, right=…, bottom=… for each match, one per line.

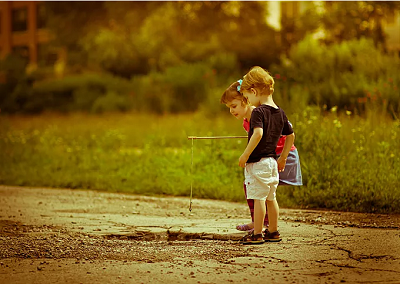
left=264, top=238, right=282, bottom=242
left=242, top=240, right=265, bottom=245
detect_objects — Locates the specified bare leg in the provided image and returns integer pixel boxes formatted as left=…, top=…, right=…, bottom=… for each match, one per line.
left=266, top=199, right=279, bottom=232
left=264, top=200, right=269, bottom=227
left=244, top=184, right=255, bottom=223
left=253, top=200, right=266, bottom=235
left=238, top=183, right=255, bottom=230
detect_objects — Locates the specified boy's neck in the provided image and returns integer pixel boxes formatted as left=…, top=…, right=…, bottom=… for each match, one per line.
left=258, top=95, right=278, bottom=108
left=245, top=106, right=255, bottom=120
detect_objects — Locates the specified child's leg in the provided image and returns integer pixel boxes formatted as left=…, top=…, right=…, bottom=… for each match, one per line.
left=237, top=183, right=256, bottom=231
left=264, top=200, right=269, bottom=227
left=244, top=183, right=255, bottom=223
left=253, top=199, right=266, bottom=235
left=246, top=181, right=268, bottom=228
left=266, top=199, right=279, bottom=233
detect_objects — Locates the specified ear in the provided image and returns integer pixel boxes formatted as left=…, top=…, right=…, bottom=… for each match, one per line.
left=270, top=87, right=274, bottom=95
left=250, top=88, right=258, bottom=96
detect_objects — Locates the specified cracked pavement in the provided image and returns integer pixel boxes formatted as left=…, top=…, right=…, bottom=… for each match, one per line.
left=1, top=185, right=399, bottom=284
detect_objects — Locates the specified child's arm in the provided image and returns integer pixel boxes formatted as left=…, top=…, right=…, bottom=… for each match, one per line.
left=277, top=133, right=295, bottom=172
left=239, top=127, right=263, bottom=168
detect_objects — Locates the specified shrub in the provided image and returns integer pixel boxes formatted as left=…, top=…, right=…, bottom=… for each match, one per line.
left=131, top=52, right=240, bottom=114
left=0, top=55, right=32, bottom=113
left=92, top=91, right=132, bottom=113
left=132, top=61, right=212, bottom=114
left=271, top=36, right=400, bottom=114
left=7, top=72, right=134, bottom=113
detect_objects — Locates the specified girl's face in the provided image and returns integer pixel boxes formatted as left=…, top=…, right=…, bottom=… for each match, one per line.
left=242, top=89, right=259, bottom=106
left=225, top=99, right=248, bottom=120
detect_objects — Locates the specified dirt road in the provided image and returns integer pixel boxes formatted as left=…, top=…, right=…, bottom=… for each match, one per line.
left=1, top=185, right=399, bottom=284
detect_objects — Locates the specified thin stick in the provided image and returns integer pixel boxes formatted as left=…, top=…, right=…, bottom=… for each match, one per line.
left=187, top=136, right=247, bottom=140
left=189, top=137, right=194, bottom=212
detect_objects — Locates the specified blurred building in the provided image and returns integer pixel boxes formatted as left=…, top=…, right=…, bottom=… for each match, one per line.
left=0, top=1, right=65, bottom=73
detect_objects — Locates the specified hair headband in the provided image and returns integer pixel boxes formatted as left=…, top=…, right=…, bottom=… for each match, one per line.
left=236, top=79, right=242, bottom=92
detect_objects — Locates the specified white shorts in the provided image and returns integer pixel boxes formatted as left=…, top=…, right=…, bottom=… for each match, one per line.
left=244, top=157, right=279, bottom=201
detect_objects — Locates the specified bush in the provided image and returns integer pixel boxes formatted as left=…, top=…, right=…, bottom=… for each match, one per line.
left=132, top=61, right=213, bottom=114
left=131, top=52, right=240, bottom=114
left=1, top=50, right=242, bottom=115
left=0, top=55, right=31, bottom=113
left=92, top=91, right=131, bottom=113
left=271, top=36, right=400, bottom=115
left=1, top=72, right=134, bottom=113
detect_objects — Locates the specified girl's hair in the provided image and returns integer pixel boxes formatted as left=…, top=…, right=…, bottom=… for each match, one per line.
left=240, top=66, right=275, bottom=96
left=220, top=81, right=249, bottom=105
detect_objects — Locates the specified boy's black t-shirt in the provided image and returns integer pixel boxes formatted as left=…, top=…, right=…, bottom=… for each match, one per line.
left=247, top=105, right=293, bottom=163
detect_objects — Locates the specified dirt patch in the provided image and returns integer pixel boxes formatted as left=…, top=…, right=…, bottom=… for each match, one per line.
left=1, top=185, right=400, bottom=284
left=0, top=233, right=248, bottom=264
left=280, top=209, right=400, bottom=229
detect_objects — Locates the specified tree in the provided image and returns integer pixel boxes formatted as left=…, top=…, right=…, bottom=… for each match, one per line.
left=44, top=1, right=283, bottom=77
left=321, top=1, right=400, bottom=50
left=280, top=2, right=320, bottom=55
left=44, top=2, right=108, bottom=66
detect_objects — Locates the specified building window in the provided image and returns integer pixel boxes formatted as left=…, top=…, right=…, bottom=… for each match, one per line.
left=12, top=7, right=28, bottom=32
left=37, top=4, right=47, bottom=29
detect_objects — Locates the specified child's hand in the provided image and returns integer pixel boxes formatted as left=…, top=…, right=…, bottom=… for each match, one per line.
left=277, top=156, right=287, bottom=172
left=239, top=154, right=248, bottom=168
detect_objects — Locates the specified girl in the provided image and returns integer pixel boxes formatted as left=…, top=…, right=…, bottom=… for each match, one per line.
left=221, top=79, right=302, bottom=234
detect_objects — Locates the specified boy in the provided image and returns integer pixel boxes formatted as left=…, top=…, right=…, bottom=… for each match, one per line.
left=238, top=66, right=294, bottom=244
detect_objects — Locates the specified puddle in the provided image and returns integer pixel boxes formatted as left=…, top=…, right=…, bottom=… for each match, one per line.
left=104, top=230, right=243, bottom=242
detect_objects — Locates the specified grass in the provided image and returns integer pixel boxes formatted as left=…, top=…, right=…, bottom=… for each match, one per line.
left=1, top=107, right=399, bottom=213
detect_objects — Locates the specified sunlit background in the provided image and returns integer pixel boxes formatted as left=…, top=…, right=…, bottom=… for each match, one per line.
left=0, top=1, right=399, bottom=214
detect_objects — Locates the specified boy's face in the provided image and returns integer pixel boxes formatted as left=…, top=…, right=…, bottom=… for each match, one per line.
left=225, top=99, right=248, bottom=120
left=242, top=89, right=259, bottom=106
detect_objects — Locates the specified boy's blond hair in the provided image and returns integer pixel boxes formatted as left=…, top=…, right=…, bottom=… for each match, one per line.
left=240, top=66, right=275, bottom=96
left=220, top=81, right=249, bottom=105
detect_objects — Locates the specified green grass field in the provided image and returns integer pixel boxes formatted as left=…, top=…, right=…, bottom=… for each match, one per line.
left=1, top=108, right=399, bottom=213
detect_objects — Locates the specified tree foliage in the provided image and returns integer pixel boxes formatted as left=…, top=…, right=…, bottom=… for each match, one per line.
left=43, top=1, right=280, bottom=77
left=321, top=1, right=400, bottom=50
left=3, top=1, right=399, bottom=115
left=271, top=36, right=400, bottom=114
